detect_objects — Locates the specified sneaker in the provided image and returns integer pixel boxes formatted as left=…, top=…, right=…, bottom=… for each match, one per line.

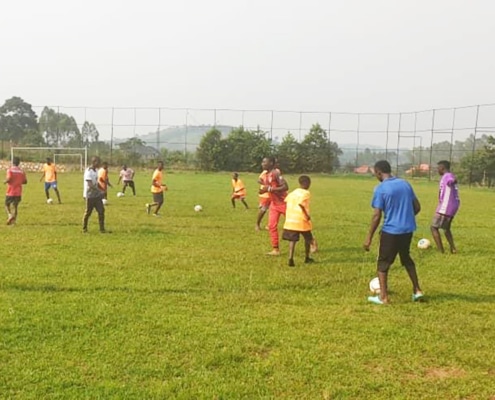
left=146, top=204, right=151, bottom=214
left=266, top=249, right=281, bottom=256
left=6, top=214, right=14, bottom=225
left=304, top=257, right=315, bottom=264
left=288, top=259, right=295, bottom=267
left=153, top=213, right=161, bottom=217
left=100, top=230, right=112, bottom=234
left=368, top=296, right=385, bottom=305
left=412, top=293, right=424, bottom=302
left=82, top=228, right=88, bottom=233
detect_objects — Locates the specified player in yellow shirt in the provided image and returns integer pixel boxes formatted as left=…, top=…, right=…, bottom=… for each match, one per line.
left=282, top=175, right=314, bottom=267
left=231, top=172, right=249, bottom=210
left=40, top=157, right=61, bottom=203
left=97, top=161, right=113, bottom=200
left=256, top=169, right=270, bottom=230
left=146, top=161, right=167, bottom=216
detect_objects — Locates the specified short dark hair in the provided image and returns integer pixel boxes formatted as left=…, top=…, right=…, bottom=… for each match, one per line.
left=13, top=157, right=20, bottom=166
left=299, top=175, right=311, bottom=187
left=374, top=160, right=391, bottom=174
left=437, top=160, right=450, bottom=170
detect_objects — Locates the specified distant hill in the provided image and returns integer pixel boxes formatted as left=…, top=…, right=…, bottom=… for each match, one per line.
left=137, top=125, right=233, bottom=152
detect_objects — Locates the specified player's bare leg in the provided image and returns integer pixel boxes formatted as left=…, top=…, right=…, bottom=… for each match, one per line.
left=288, top=241, right=296, bottom=266
left=241, top=199, right=249, bottom=210
left=444, top=229, right=457, bottom=254
left=256, top=209, right=267, bottom=231
left=431, top=226, right=445, bottom=253
left=377, top=271, right=390, bottom=304
left=304, top=237, right=314, bottom=263
left=54, top=188, right=62, bottom=204
left=231, top=198, right=236, bottom=209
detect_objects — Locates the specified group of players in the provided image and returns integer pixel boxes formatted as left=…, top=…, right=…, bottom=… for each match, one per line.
left=4, top=154, right=460, bottom=303
left=231, top=157, right=460, bottom=305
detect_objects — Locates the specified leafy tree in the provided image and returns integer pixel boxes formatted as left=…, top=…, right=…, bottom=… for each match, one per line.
left=299, top=123, right=342, bottom=173
left=458, top=135, right=495, bottom=186
left=81, top=121, right=100, bottom=146
left=39, top=107, right=81, bottom=146
left=277, top=133, right=301, bottom=173
left=223, top=126, right=272, bottom=172
left=196, top=128, right=224, bottom=171
left=0, top=96, right=39, bottom=143
left=118, top=137, right=147, bottom=165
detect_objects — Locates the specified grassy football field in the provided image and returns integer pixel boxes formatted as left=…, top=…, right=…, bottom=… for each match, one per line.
left=0, top=169, right=494, bottom=399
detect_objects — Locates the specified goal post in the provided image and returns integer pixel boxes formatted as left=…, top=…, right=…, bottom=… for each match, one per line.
left=10, top=147, right=88, bottom=172
left=53, top=154, right=83, bottom=172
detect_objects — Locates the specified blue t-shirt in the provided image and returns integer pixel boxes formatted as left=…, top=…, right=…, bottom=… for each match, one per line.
left=371, top=177, right=417, bottom=235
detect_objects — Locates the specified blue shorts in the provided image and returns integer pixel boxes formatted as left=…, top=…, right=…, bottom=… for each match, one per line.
left=45, top=182, right=58, bottom=191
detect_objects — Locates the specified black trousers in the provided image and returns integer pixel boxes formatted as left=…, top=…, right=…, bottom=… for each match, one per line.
left=122, top=181, right=136, bottom=195
left=377, top=231, right=414, bottom=272
left=83, top=196, right=105, bottom=231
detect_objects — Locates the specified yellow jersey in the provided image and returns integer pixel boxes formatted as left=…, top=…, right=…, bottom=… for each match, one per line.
left=283, top=188, right=312, bottom=232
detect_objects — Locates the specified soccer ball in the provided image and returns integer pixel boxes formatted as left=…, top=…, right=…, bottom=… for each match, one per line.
left=47, top=198, right=53, bottom=204
left=417, top=238, right=431, bottom=250
left=102, top=199, right=108, bottom=206
left=369, top=277, right=381, bottom=294
left=117, top=192, right=125, bottom=198
left=194, top=205, right=203, bottom=212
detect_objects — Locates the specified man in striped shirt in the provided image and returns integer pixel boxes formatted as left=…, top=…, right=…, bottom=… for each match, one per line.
left=431, top=160, right=460, bottom=253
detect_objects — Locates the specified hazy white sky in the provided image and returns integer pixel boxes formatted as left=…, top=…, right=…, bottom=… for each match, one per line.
left=1, top=0, right=494, bottom=114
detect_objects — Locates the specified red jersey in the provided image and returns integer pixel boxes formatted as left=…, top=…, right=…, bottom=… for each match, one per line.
left=6, top=166, right=27, bottom=196
left=267, top=168, right=287, bottom=205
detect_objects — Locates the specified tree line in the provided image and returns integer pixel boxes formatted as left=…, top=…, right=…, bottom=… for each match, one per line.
left=1, top=96, right=494, bottom=184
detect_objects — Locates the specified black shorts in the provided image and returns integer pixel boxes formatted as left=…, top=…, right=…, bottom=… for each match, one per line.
left=5, top=196, right=21, bottom=206
left=431, top=213, right=453, bottom=230
left=377, top=231, right=414, bottom=273
left=282, top=229, right=313, bottom=243
left=153, top=192, right=164, bottom=204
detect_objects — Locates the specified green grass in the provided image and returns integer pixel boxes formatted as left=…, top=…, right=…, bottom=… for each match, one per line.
left=1, top=170, right=494, bottom=399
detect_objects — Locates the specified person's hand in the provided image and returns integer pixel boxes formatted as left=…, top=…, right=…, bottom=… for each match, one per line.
left=259, top=185, right=268, bottom=194
left=363, top=238, right=372, bottom=252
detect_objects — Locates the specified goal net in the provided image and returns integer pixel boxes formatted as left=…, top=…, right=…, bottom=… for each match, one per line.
left=10, top=147, right=88, bottom=172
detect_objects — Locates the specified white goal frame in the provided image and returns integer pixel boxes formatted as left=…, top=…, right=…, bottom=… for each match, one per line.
left=53, top=153, right=84, bottom=171
left=11, top=147, right=88, bottom=171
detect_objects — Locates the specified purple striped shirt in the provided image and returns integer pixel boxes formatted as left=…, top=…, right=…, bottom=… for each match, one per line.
left=436, top=172, right=460, bottom=216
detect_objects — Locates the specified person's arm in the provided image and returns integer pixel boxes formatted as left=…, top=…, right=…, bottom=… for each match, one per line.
left=23, top=173, right=27, bottom=185
left=260, top=171, right=288, bottom=194
left=363, top=208, right=382, bottom=251
left=299, top=204, right=310, bottom=221
left=413, top=197, right=421, bottom=215
left=117, top=172, right=122, bottom=185
left=39, top=170, right=45, bottom=182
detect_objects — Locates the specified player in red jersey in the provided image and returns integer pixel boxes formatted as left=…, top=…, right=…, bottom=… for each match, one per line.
left=259, top=156, right=288, bottom=256
left=4, top=157, right=27, bottom=225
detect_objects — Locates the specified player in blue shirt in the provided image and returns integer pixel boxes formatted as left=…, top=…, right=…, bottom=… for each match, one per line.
left=363, top=160, right=424, bottom=305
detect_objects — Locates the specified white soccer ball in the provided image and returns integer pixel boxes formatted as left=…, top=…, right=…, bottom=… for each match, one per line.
left=369, top=277, right=380, bottom=294
left=47, top=198, right=53, bottom=204
left=417, top=238, right=431, bottom=250
left=102, top=199, right=108, bottom=206
left=117, top=192, right=125, bottom=198
left=194, top=204, right=203, bottom=212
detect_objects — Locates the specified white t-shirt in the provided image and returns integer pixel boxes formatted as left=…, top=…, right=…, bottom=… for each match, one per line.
left=83, top=167, right=99, bottom=199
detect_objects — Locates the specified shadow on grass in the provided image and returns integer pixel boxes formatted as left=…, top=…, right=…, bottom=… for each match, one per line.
left=433, top=292, right=495, bottom=303
left=4, top=283, right=198, bottom=295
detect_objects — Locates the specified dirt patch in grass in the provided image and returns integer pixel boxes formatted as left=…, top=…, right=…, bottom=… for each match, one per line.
left=425, top=367, right=466, bottom=380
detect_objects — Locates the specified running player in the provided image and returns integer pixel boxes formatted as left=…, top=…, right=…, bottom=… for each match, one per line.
left=231, top=172, right=249, bottom=210
left=40, top=157, right=61, bottom=203
left=4, top=157, right=27, bottom=225
left=146, top=161, right=167, bottom=216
